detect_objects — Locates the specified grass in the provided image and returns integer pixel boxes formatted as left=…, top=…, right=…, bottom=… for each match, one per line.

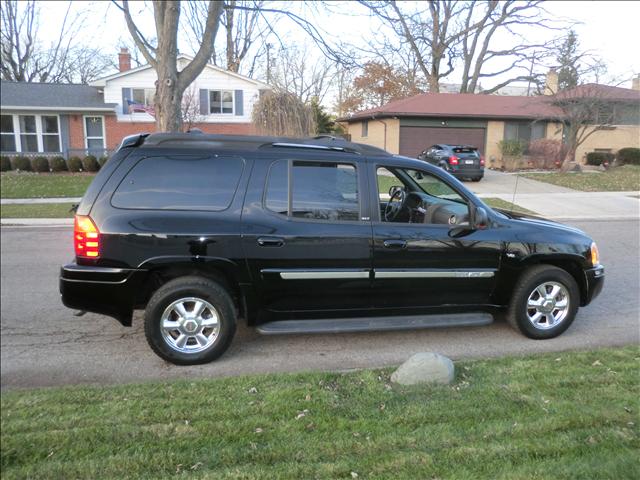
left=0, top=203, right=75, bottom=218
left=2, top=346, right=638, bottom=479
left=522, top=165, right=640, bottom=192
left=0, top=172, right=94, bottom=198
left=482, top=197, right=538, bottom=215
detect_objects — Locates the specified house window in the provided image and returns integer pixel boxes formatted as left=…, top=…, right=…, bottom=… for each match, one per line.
left=130, top=88, right=155, bottom=109
left=209, top=90, right=234, bottom=114
left=504, top=121, right=545, bottom=142
left=84, top=116, right=105, bottom=153
left=0, top=115, right=16, bottom=152
left=362, top=120, right=369, bottom=137
left=41, top=116, right=60, bottom=152
left=19, top=115, right=38, bottom=152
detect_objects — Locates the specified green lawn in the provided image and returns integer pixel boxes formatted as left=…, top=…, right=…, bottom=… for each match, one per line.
left=0, top=203, right=75, bottom=218
left=522, top=165, right=640, bottom=192
left=2, top=347, right=638, bottom=479
left=0, top=172, right=94, bottom=198
left=482, top=197, right=538, bottom=215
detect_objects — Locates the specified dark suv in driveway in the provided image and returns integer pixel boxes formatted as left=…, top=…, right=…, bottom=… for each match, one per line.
left=418, top=144, right=484, bottom=181
left=60, top=133, right=604, bottom=365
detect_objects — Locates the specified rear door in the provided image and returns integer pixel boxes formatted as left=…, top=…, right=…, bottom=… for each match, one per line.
left=241, top=155, right=373, bottom=317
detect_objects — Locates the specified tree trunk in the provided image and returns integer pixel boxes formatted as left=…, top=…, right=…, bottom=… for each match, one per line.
left=560, top=145, right=577, bottom=172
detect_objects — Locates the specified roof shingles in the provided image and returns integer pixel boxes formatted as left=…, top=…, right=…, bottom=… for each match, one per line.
left=0, top=81, right=115, bottom=110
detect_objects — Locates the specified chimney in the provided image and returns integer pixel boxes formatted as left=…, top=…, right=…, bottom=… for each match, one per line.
left=632, top=74, right=640, bottom=91
left=544, top=68, right=558, bottom=95
left=118, top=48, right=131, bottom=72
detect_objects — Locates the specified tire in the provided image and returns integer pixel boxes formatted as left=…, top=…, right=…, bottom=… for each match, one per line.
left=471, top=177, right=482, bottom=182
left=507, top=265, right=579, bottom=339
left=144, top=276, right=237, bottom=365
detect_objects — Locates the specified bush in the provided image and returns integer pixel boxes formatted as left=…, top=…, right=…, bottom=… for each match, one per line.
left=528, top=139, right=566, bottom=169
left=617, top=147, right=640, bottom=166
left=498, top=139, right=527, bottom=158
left=12, top=156, right=31, bottom=171
left=68, top=156, right=83, bottom=172
left=50, top=156, right=68, bottom=172
left=32, top=156, right=50, bottom=172
left=82, top=155, right=100, bottom=172
left=586, top=151, right=615, bottom=166
left=0, top=156, right=11, bottom=171
left=98, top=156, right=109, bottom=168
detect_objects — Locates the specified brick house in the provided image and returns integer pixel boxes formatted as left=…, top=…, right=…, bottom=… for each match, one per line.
left=0, top=49, right=270, bottom=158
left=338, top=73, right=640, bottom=166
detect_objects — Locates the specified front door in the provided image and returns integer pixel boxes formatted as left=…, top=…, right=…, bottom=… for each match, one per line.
left=370, top=163, right=500, bottom=311
left=241, top=156, right=373, bottom=319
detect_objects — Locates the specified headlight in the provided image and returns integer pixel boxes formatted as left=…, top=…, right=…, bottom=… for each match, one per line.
left=590, top=242, right=600, bottom=267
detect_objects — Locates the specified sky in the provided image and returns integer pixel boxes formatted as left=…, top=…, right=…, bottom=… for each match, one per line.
left=30, top=0, right=640, bottom=100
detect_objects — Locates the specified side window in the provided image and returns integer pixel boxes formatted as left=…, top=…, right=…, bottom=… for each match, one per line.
left=112, top=155, right=244, bottom=211
left=264, top=160, right=360, bottom=221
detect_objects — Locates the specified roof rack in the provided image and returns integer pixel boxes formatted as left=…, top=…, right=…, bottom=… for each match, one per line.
left=139, top=132, right=391, bottom=156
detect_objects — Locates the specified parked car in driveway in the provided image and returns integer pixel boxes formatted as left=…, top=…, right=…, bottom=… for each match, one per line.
left=418, top=144, right=484, bottom=181
left=60, top=133, right=604, bottom=365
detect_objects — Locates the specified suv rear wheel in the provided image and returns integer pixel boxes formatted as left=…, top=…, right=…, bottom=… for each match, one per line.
left=507, top=265, right=579, bottom=339
left=144, top=276, right=237, bottom=365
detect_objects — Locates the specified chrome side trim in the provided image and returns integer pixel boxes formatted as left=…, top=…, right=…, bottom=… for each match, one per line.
left=374, top=270, right=495, bottom=279
left=262, top=269, right=370, bottom=280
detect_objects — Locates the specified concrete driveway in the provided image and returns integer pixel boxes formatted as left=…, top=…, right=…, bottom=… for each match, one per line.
left=467, top=169, right=574, bottom=195
left=1, top=219, right=638, bottom=390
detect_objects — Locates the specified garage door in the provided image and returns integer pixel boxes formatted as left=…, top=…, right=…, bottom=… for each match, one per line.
left=399, top=126, right=486, bottom=158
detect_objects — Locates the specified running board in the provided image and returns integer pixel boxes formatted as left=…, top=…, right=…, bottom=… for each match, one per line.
left=256, top=313, right=493, bottom=335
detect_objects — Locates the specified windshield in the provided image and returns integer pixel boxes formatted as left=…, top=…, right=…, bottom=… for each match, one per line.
left=404, top=169, right=466, bottom=204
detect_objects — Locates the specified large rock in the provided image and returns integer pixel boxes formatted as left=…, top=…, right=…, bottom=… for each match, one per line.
left=391, top=352, right=455, bottom=385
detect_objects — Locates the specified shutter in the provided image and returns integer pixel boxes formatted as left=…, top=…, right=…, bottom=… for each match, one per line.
left=121, top=88, right=132, bottom=114
left=234, top=90, right=243, bottom=116
left=199, top=89, right=209, bottom=115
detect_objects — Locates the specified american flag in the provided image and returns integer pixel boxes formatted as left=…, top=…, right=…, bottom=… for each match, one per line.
left=127, top=99, right=155, bottom=116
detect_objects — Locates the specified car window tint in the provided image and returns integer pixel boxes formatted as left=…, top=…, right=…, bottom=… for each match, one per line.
left=264, top=159, right=288, bottom=214
left=112, top=155, right=243, bottom=210
left=291, top=161, right=359, bottom=221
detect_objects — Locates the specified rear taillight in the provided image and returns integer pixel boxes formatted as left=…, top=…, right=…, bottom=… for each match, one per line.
left=74, top=215, right=100, bottom=258
left=449, top=156, right=459, bottom=165
left=480, top=155, right=485, bottom=166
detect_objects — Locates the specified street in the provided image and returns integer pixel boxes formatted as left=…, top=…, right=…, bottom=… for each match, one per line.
left=1, top=219, right=638, bottom=390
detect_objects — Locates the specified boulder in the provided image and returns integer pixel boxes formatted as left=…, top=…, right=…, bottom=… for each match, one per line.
left=391, top=352, right=455, bottom=385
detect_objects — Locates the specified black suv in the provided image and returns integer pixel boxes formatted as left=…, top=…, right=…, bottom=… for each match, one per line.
left=60, top=133, right=604, bottom=365
left=418, top=144, right=484, bottom=181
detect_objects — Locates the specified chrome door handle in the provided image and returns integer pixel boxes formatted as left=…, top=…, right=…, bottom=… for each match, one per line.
left=257, top=237, right=285, bottom=247
left=383, top=239, right=407, bottom=249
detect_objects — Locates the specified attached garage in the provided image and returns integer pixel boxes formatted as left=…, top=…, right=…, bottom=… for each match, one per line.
left=399, top=126, right=486, bottom=158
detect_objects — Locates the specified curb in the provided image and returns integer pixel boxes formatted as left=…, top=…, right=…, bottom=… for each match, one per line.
left=1, top=197, right=82, bottom=205
left=1, top=218, right=73, bottom=226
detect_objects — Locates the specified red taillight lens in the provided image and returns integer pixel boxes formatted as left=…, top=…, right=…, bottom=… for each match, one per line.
left=449, top=156, right=459, bottom=165
left=480, top=156, right=485, bottom=166
left=74, top=215, right=100, bottom=258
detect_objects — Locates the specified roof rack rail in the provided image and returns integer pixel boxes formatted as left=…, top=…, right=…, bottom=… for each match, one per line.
left=118, top=133, right=149, bottom=149
left=269, top=142, right=359, bottom=154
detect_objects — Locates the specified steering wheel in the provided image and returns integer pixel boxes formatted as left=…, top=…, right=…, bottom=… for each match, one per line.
left=384, top=188, right=406, bottom=222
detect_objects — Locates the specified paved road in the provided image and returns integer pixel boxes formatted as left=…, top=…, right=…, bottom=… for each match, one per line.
left=1, top=220, right=638, bottom=390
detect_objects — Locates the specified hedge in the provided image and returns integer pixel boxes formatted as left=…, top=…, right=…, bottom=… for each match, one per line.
left=586, top=151, right=615, bottom=166
left=50, top=156, right=68, bottom=172
left=12, top=156, right=31, bottom=171
left=0, top=156, right=11, bottom=171
left=68, top=156, right=83, bottom=172
left=82, top=155, right=100, bottom=172
left=32, top=156, right=50, bottom=172
left=617, top=147, right=640, bottom=166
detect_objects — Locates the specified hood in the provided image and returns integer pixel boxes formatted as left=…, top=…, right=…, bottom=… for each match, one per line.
left=492, top=208, right=589, bottom=238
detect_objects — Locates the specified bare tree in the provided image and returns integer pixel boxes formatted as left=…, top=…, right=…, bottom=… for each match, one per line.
left=0, top=0, right=85, bottom=82
left=181, top=85, right=203, bottom=132
left=114, top=0, right=224, bottom=132
left=358, top=0, right=563, bottom=94
left=269, top=44, right=335, bottom=104
left=252, top=89, right=316, bottom=137
left=61, top=47, right=115, bottom=84
left=546, top=85, right=622, bottom=171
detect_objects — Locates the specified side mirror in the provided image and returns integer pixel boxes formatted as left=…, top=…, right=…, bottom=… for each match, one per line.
left=414, top=171, right=424, bottom=180
left=473, top=206, right=488, bottom=229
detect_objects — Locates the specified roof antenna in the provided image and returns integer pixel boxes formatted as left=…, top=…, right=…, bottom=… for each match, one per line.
left=510, top=166, right=520, bottom=216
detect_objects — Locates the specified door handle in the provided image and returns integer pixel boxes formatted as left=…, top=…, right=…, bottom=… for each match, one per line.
left=257, top=237, right=285, bottom=247
left=383, top=239, right=407, bottom=249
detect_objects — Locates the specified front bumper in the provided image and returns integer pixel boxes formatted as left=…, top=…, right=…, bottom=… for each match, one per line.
left=59, top=263, right=147, bottom=326
left=582, top=265, right=605, bottom=306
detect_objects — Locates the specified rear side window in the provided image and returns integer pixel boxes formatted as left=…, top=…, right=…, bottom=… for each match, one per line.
left=264, top=160, right=359, bottom=221
left=112, top=155, right=244, bottom=211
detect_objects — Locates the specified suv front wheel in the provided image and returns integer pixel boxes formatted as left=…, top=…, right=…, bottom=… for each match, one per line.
left=507, top=265, right=579, bottom=339
left=144, top=276, right=237, bottom=365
